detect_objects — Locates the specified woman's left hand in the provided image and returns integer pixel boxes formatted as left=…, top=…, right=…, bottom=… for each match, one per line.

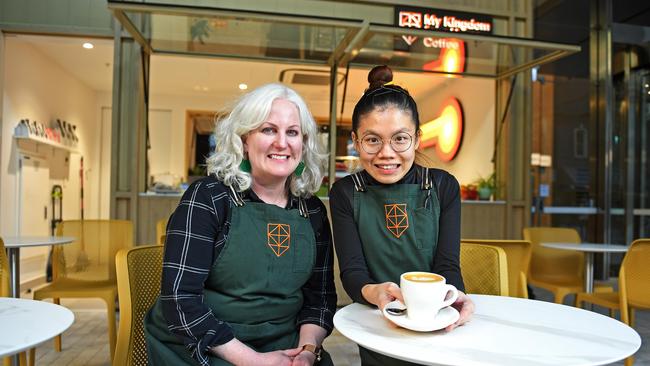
left=290, top=347, right=316, bottom=366
left=445, top=291, right=474, bottom=332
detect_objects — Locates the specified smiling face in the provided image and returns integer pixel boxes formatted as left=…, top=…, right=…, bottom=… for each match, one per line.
left=243, top=98, right=303, bottom=187
left=353, top=107, right=420, bottom=184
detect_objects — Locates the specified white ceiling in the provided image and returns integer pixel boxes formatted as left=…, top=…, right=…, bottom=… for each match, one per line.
left=18, top=34, right=114, bottom=92
left=16, top=34, right=448, bottom=118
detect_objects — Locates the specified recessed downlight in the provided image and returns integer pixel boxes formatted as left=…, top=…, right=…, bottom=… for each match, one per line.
left=238, top=83, right=248, bottom=90
left=82, top=42, right=94, bottom=49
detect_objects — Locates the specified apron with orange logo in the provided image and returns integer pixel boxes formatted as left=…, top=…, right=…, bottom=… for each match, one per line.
left=145, top=193, right=320, bottom=365
left=352, top=167, right=440, bottom=284
left=352, top=166, right=440, bottom=366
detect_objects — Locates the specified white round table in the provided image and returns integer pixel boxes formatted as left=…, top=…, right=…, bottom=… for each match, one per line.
left=540, top=242, right=628, bottom=293
left=333, top=295, right=641, bottom=366
left=0, top=298, right=74, bottom=357
left=3, top=236, right=75, bottom=298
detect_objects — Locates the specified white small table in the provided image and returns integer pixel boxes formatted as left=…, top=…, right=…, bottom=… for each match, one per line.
left=334, top=295, right=641, bottom=366
left=0, top=298, right=74, bottom=360
left=3, top=236, right=75, bottom=298
left=540, top=242, right=628, bottom=293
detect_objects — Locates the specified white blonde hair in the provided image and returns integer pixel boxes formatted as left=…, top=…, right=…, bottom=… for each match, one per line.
left=206, top=83, right=327, bottom=197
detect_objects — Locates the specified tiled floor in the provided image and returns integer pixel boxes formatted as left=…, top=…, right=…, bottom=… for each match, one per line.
left=23, top=288, right=649, bottom=365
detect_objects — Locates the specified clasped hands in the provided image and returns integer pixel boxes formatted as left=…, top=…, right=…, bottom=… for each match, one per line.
left=212, top=339, right=317, bottom=366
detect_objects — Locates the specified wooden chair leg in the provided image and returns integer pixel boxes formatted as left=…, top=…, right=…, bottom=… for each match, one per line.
left=630, top=308, right=636, bottom=327
left=554, top=292, right=566, bottom=304
left=575, top=295, right=584, bottom=309
left=104, top=293, right=117, bottom=362
left=2, top=352, right=28, bottom=366
left=53, top=298, right=62, bottom=352
left=624, top=356, right=634, bottom=366
left=28, top=348, right=35, bottom=366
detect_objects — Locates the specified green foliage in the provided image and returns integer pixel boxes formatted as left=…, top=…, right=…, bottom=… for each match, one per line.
left=188, top=165, right=207, bottom=177
left=475, top=172, right=496, bottom=190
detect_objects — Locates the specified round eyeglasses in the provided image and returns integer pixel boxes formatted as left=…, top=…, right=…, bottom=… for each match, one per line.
left=358, top=132, right=414, bottom=154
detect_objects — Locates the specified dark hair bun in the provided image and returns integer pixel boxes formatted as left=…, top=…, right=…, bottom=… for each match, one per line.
left=368, top=65, right=393, bottom=89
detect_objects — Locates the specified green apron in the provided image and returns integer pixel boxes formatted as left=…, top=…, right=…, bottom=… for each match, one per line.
left=352, top=167, right=440, bottom=366
left=145, top=193, right=332, bottom=365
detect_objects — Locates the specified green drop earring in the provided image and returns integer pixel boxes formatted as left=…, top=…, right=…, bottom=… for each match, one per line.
left=239, top=159, right=252, bottom=173
left=294, top=161, right=305, bottom=177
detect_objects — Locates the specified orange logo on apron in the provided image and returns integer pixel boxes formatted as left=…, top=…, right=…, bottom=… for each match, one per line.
left=384, top=204, right=409, bottom=238
left=267, top=223, right=291, bottom=257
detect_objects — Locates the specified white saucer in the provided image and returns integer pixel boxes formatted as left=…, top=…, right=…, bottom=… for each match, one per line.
left=382, top=300, right=460, bottom=332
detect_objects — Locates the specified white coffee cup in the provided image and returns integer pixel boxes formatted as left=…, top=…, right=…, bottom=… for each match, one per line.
left=400, top=271, right=459, bottom=322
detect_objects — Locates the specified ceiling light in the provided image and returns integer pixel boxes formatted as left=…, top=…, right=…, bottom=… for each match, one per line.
left=239, top=83, right=248, bottom=90
left=82, top=42, right=94, bottom=49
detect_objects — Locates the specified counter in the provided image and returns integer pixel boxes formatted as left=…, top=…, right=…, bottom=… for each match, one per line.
left=137, top=192, right=182, bottom=245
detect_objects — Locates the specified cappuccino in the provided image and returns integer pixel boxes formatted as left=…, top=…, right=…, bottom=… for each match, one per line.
left=403, top=272, right=444, bottom=283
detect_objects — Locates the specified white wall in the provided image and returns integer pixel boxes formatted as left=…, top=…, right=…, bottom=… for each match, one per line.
left=416, top=77, right=495, bottom=185
left=1, top=36, right=106, bottom=287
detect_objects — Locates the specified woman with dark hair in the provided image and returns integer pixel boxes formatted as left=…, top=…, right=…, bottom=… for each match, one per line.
left=145, top=83, right=336, bottom=366
left=329, top=65, right=474, bottom=365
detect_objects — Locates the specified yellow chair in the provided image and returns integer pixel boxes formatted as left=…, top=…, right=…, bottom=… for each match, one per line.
left=576, top=238, right=650, bottom=366
left=156, top=218, right=168, bottom=246
left=523, top=227, right=612, bottom=304
left=460, top=243, right=509, bottom=296
left=462, top=239, right=532, bottom=298
left=31, top=220, right=133, bottom=362
left=1, top=238, right=28, bottom=366
left=114, top=245, right=164, bottom=366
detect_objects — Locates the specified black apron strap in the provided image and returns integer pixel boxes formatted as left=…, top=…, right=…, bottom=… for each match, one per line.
left=351, top=172, right=367, bottom=192
left=418, top=166, right=432, bottom=209
left=298, top=197, right=309, bottom=218
left=228, top=184, right=245, bottom=207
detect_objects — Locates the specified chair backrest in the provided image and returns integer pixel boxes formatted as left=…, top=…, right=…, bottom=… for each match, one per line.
left=0, top=238, right=9, bottom=297
left=156, top=218, right=168, bottom=246
left=522, top=227, right=583, bottom=281
left=460, top=243, right=509, bottom=296
left=461, top=239, right=531, bottom=298
left=620, top=238, right=650, bottom=309
left=114, top=245, right=164, bottom=366
left=54, top=220, right=133, bottom=282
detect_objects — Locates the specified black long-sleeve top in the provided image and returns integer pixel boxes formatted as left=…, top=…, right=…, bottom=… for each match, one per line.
left=160, top=176, right=336, bottom=365
left=329, top=164, right=465, bottom=305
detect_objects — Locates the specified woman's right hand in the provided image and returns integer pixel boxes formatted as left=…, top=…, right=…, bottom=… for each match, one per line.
left=254, top=349, right=301, bottom=366
left=361, top=282, right=404, bottom=311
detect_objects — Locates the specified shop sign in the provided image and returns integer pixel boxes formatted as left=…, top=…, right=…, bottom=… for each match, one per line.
left=393, top=7, right=490, bottom=73
left=395, top=6, right=493, bottom=35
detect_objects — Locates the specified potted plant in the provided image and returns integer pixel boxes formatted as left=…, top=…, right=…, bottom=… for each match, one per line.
left=460, top=184, right=478, bottom=200
left=475, top=173, right=496, bottom=200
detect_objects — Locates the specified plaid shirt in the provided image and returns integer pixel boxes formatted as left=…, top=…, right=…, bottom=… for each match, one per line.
left=159, top=176, right=336, bottom=365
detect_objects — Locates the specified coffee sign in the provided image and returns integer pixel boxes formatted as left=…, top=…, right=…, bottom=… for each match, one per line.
left=395, top=6, right=493, bottom=34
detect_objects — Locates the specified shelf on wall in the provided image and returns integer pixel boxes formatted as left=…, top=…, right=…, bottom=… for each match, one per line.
left=14, top=135, right=79, bottom=154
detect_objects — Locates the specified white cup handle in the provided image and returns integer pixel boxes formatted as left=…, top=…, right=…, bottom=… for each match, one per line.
left=440, top=285, right=459, bottom=308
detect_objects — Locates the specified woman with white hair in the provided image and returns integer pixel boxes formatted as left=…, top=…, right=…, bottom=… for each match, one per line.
left=145, top=83, right=336, bottom=366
